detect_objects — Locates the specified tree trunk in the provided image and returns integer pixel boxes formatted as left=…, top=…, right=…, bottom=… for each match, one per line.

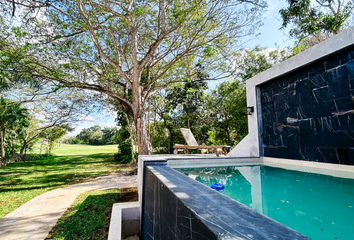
left=48, top=140, right=53, bottom=154
left=0, top=130, right=5, bottom=166
left=20, top=139, right=27, bottom=155
left=134, top=106, right=152, bottom=155
left=39, top=142, right=43, bottom=155
left=123, top=111, right=136, bottom=164
left=150, top=108, right=157, bottom=146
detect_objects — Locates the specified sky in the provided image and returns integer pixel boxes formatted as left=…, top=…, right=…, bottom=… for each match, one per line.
left=68, top=0, right=295, bottom=137
left=249, top=0, right=295, bottom=48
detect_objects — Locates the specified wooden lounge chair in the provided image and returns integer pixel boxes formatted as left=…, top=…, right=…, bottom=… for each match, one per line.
left=173, top=128, right=231, bottom=156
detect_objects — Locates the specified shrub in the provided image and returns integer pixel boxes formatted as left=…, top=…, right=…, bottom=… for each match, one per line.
left=114, top=140, right=136, bottom=164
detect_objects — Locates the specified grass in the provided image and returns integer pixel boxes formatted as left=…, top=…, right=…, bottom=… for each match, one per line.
left=0, top=151, right=132, bottom=219
left=31, top=143, right=119, bottom=155
left=46, top=188, right=138, bottom=240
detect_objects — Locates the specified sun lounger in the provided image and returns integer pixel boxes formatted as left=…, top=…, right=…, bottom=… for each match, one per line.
left=173, top=128, right=230, bottom=156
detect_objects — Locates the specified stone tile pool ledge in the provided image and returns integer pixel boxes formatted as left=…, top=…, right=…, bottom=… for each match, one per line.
left=138, top=155, right=312, bottom=239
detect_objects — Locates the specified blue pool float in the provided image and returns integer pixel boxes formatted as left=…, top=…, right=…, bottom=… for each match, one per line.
left=211, top=183, right=225, bottom=190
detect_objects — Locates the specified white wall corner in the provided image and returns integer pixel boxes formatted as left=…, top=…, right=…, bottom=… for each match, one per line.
left=228, top=134, right=250, bottom=157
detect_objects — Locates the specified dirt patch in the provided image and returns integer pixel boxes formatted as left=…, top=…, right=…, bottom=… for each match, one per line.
left=120, top=188, right=138, bottom=194
left=123, top=167, right=137, bottom=176
left=120, top=190, right=138, bottom=202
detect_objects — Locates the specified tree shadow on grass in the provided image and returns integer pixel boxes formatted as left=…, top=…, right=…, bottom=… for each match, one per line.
left=46, top=189, right=138, bottom=240
left=0, top=153, right=128, bottom=193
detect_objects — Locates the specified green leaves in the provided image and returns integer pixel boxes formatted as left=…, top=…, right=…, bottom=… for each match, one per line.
left=280, top=0, right=353, bottom=42
left=203, top=45, right=219, bottom=58
left=12, top=27, right=27, bottom=38
left=54, top=35, right=62, bottom=40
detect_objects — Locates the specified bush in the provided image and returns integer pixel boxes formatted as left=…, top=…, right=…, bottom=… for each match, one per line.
left=114, top=140, right=137, bottom=164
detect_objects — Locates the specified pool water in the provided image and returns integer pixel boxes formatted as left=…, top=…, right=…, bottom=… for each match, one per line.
left=176, top=165, right=354, bottom=240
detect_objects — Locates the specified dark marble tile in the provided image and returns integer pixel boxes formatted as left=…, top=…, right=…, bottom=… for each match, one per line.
left=269, top=134, right=279, bottom=146
left=313, top=117, right=323, bottom=132
left=274, top=93, right=287, bottom=111
left=317, top=147, right=335, bottom=163
left=267, top=147, right=278, bottom=158
left=313, top=101, right=332, bottom=117
left=321, top=117, right=333, bottom=132
left=310, top=74, right=327, bottom=89
left=348, top=62, right=354, bottom=80
left=287, top=120, right=299, bottom=134
left=303, top=147, right=317, bottom=161
left=335, top=148, right=349, bottom=164
left=348, top=148, right=354, bottom=164
left=336, top=65, right=349, bottom=82
left=262, top=102, right=274, bottom=114
left=333, top=80, right=350, bottom=99
left=159, top=186, right=177, bottom=239
left=176, top=200, right=192, bottom=239
left=262, top=134, right=270, bottom=146
left=273, top=122, right=287, bottom=135
left=299, top=119, right=314, bottom=133
left=259, top=47, right=354, bottom=164
left=263, top=146, right=269, bottom=156
left=261, top=91, right=273, bottom=103
left=332, top=132, right=347, bottom=148
left=296, top=79, right=313, bottom=106
left=298, top=105, right=313, bottom=119
left=190, top=215, right=217, bottom=240
left=288, top=145, right=301, bottom=159
left=323, top=68, right=341, bottom=85
left=263, top=112, right=277, bottom=126
left=338, top=51, right=350, bottom=65
left=312, top=85, right=333, bottom=102
left=278, top=146, right=289, bottom=158
left=323, top=55, right=341, bottom=71
left=316, top=132, right=333, bottom=148
left=279, top=133, right=288, bottom=146
left=285, top=107, right=299, bottom=120
left=264, top=124, right=274, bottom=136
left=275, top=110, right=286, bottom=123
left=349, top=51, right=354, bottom=62
left=330, top=97, right=352, bottom=113
left=344, top=132, right=354, bottom=148
left=331, top=114, right=354, bottom=131
left=300, top=133, right=317, bottom=147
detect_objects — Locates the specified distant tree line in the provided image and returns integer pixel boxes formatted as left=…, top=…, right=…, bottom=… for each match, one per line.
left=66, top=125, right=119, bottom=146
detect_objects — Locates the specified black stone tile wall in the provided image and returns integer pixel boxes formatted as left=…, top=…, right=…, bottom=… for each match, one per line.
left=142, top=165, right=310, bottom=239
left=260, top=47, right=354, bottom=164
left=142, top=166, right=218, bottom=240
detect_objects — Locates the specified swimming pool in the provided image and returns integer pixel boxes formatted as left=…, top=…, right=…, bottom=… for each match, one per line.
left=175, top=164, right=354, bottom=240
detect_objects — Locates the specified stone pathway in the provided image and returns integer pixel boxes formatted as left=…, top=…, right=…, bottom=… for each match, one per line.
left=0, top=174, right=138, bottom=240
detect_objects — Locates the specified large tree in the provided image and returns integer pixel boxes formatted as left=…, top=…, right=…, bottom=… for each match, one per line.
left=0, top=0, right=266, bottom=154
left=280, top=0, right=353, bottom=43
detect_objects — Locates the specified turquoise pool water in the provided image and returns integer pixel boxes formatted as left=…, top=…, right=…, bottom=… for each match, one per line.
left=176, top=165, right=354, bottom=240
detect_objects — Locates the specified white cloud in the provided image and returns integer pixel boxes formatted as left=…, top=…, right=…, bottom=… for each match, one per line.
left=99, top=122, right=116, bottom=128
left=78, top=114, right=95, bottom=121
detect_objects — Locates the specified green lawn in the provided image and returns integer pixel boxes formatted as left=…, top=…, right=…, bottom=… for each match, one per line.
left=0, top=147, right=132, bottom=219
left=32, top=144, right=119, bottom=155
left=46, top=188, right=138, bottom=240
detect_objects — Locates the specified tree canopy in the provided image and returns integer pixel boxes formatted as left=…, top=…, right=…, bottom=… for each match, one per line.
left=280, top=0, right=353, bottom=43
left=0, top=0, right=266, bottom=154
